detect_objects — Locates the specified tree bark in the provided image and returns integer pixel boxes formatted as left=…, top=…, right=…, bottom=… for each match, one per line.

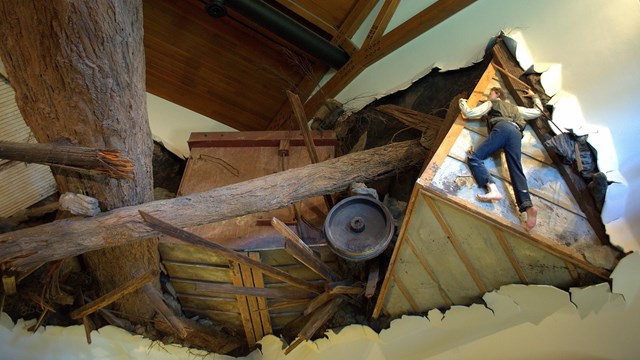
left=0, top=140, right=427, bottom=270
left=0, top=0, right=158, bottom=319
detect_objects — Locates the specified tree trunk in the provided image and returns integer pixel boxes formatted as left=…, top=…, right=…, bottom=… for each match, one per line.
left=0, top=0, right=158, bottom=319
left=0, top=139, right=427, bottom=270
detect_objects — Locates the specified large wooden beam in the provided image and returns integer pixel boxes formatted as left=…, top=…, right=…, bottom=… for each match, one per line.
left=0, top=139, right=427, bottom=271
left=0, top=141, right=133, bottom=179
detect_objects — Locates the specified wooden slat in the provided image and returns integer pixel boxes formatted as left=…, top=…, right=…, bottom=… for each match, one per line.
left=364, top=260, right=379, bottom=299
left=303, top=291, right=334, bottom=316
left=285, top=297, right=343, bottom=355
left=70, top=269, right=158, bottom=320
left=565, top=261, right=579, bottom=282
left=194, top=282, right=315, bottom=299
left=405, top=236, right=453, bottom=306
left=249, top=253, right=272, bottom=336
left=422, top=193, right=487, bottom=293
left=302, top=0, right=477, bottom=117
left=240, top=254, right=263, bottom=342
left=141, top=211, right=322, bottom=294
left=272, top=217, right=340, bottom=282
left=333, top=0, right=378, bottom=47
left=492, top=227, right=528, bottom=284
left=231, top=261, right=255, bottom=346
left=361, top=0, right=400, bottom=49
left=391, top=271, right=419, bottom=313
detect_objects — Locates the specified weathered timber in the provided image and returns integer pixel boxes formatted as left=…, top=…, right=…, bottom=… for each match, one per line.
left=303, top=292, right=334, bottom=316
left=154, top=316, right=242, bottom=354
left=70, top=269, right=157, bottom=320
left=0, top=141, right=134, bottom=179
left=285, top=297, right=344, bottom=355
left=195, top=282, right=316, bottom=300
left=491, top=38, right=608, bottom=244
left=0, top=0, right=159, bottom=319
left=0, top=140, right=427, bottom=270
left=287, top=90, right=334, bottom=209
left=142, top=283, right=187, bottom=338
left=141, top=211, right=322, bottom=294
left=272, top=217, right=341, bottom=282
left=376, top=104, right=444, bottom=132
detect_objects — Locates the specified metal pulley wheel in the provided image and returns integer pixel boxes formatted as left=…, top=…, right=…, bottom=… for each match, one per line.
left=323, top=195, right=395, bottom=261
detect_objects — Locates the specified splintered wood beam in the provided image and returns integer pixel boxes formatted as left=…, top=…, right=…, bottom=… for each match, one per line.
left=0, top=139, right=427, bottom=271
left=302, top=0, right=476, bottom=117
left=69, top=269, right=157, bottom=320
left=0, top=141, right=134, bottom=179
left=361, top=0, right=400, bottom=49
left=195, top=282, right=316, bottom=300
left=272, top=217, right=341, bottom=282
left=286, top=90, right=334, bottom=209
left=376, top=104, right=445, bottom=132
left=142, top=283, right=187, bottom=338
left=491, top=38, right=609, bottom=244
left=140, top=211, right=321, bottom=294
left=285, top=297, right=344, bottom=355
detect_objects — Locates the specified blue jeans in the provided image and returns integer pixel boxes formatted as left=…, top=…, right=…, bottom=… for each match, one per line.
left=467, top=120, right=533, bottom=212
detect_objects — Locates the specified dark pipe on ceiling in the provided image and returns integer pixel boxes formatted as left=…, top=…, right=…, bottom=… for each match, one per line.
left=205, top=0, right=350, bottom=69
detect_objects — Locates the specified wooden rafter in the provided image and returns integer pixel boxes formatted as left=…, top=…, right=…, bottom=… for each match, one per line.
left=391, top=271, right=419, bottom=312
left=332, top=0, right=379, bottom=55
left=361, top=0, right=400, bottom=49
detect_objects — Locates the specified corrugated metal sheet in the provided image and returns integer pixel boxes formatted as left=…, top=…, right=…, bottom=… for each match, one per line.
left=0, top=76, right=57, bottom=217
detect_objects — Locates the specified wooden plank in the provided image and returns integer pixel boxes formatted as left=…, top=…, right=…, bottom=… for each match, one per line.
left=491, top=39, right=608, bottom=244
left=391, top=271, right=419, bottom=313
left=272, top=217, right=340, bottom=281
left=565, top=261, right=579, bottom=282
left=249, top=252, right=272, bottom=336
left=303, top=291, right=334, bottom=316
left=332, top=0, right=378, bottom=53
left=163, top=261, right=232, bottom=283
left=143, top=283, right=187, bottom=338
left=240, top=254, right=264, bottom=342
left=182, top=307, right=244, bottom=332
left=422, top=194, right=487, bottom=293
left=231, top=261, right=255, bottom=346
left=1, top=275, right=16, bottom=295
left=175, top=292, right=239, bottom=312
left=375, top=104, right=444, bottom=131
left=262, top=263, right=338, bottom=284
left=140, top=211, right=322, bottom=294
left=159, top=243, right=228, bottom=266
left=302, top=0, right=477, bottom=117
left=194, top=282, right=315, bottom=300
left=188, top=131, right=337, bottom=149
left=419, top=63, right=496, bottom=186
left=285, top=297, right=343, bottom=355
left=492, top=227, right=529, bottom=284
left=361, top=0, right=400, bottom=49
left=365, top=260, right=380, bottom=299
left=405, top=236, right=453, bottom=306
left=70, top=269, right=157, bottom=320
left=260, top=246, right=337, bottom=266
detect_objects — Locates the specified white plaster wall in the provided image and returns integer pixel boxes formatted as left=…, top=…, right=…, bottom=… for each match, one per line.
left=146, top=93, right=237, bottom=159
left=335, top=0, right=640, bottom=250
